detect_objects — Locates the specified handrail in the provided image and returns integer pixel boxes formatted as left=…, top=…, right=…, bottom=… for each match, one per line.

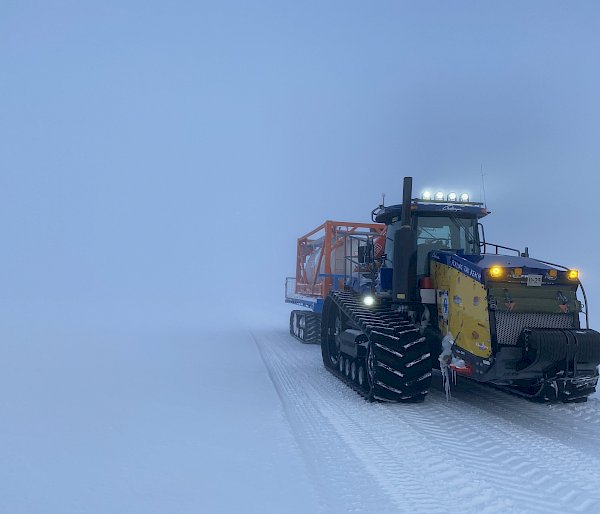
left=480, top=241, right=521, bottom=256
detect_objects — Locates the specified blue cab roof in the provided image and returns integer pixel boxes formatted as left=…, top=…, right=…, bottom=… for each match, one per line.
left=374, top=200, right=489, bottom=224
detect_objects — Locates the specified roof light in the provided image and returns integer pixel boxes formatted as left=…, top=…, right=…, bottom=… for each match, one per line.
left=435, top=191, right=444, bottom=201
left=460, top=193, right=469, bottom=202
left=447, top=192, right=457, bottom=202
left=512, top=268, right=523, bottom=278
left=547, top=269, right=558, bottom=280
left=421, top=191, right=432, bottom=201
left=567, top=269, right=579, bottom=280
left=489, top=266, right=503, bottom=278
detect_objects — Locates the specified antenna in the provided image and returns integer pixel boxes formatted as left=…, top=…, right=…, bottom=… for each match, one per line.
left=381, top=193, right=386, bottom=207
left=480, top=164, right=487, bottom=208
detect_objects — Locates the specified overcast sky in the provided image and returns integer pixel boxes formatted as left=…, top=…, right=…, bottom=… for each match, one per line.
left=2, top=1, right=600, bottom=331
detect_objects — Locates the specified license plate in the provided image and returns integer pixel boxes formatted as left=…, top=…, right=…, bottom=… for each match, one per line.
left=527, top=274, right=543, bottom=287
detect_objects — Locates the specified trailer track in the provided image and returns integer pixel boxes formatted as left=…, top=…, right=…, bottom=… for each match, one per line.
left=289, top=310, right=321, bottom=344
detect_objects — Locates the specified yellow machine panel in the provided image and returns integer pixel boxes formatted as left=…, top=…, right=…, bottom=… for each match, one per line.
left=431, top=261, right=492, bottom=358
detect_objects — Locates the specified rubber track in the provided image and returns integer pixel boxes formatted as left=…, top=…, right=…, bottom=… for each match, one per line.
left=323, top=291, right=433, bottom=403
left=500, top=378, right=597, bottom=403
left=289, top=310, right=321, bottom=344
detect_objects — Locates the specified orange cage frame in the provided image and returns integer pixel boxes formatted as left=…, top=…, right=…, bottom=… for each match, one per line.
left=295, top=220, right=386, bottom=299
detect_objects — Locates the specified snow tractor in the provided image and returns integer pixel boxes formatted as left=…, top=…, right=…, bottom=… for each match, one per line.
left=285, top=177, right=600, bottom=403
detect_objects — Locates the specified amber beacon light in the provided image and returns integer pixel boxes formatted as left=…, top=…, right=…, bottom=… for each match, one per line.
left=489, top=266, right=503, bottom=278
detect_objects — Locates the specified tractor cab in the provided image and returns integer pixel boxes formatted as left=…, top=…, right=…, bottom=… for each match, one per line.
left=373, top=196, right=489, bottom=280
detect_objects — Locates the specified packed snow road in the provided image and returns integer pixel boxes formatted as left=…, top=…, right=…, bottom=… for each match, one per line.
left=253, top=327, right=600, bottom=514
left=2, top=319, right=599, bottom=514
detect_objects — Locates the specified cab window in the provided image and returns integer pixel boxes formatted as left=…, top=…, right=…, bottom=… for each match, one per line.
left=416, top=216, right=479, bottom=274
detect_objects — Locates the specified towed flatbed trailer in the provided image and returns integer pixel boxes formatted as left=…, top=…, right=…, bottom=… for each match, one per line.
left=285, top=220, right=385, bottom=343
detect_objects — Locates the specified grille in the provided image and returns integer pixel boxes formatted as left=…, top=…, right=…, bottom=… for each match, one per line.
left=495, top=311, right=576, bottom=345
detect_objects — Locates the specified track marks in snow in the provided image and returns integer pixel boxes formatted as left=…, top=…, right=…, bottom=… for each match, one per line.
left=254, top=329, right=600, bottom=514
left=254, top=332, right=515, bottom=513
left=252, top=332, right=397, bottom=513
left=407, top=389, right=600, bottom=513
left=434, top=376, right=600, bottom=462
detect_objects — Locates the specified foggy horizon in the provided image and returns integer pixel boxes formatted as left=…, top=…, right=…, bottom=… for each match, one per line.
left=3, top=1, right=600, bottom=334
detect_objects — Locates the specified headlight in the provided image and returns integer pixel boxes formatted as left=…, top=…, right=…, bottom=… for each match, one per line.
left=363, top=295, right=375, bottom=306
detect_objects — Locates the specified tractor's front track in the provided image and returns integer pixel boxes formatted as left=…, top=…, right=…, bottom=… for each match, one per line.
left=321, top=291, right=433, bottom=403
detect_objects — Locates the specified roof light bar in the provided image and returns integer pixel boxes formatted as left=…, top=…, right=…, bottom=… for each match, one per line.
left=419, top=190, right=474, bottom=203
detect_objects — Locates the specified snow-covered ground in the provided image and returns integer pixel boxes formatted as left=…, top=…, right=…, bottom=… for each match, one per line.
left=2, top=308, right=600, bottom=513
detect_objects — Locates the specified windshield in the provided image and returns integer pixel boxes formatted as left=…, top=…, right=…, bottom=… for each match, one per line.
left=384, top=215, right=480, bottom=274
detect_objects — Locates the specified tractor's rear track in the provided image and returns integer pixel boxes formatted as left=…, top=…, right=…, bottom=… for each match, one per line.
left=322, top=291, right=433, bottom=403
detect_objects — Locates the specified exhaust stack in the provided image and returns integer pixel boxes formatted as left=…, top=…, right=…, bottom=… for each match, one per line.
left=392, top=177, right=417, bottom=303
